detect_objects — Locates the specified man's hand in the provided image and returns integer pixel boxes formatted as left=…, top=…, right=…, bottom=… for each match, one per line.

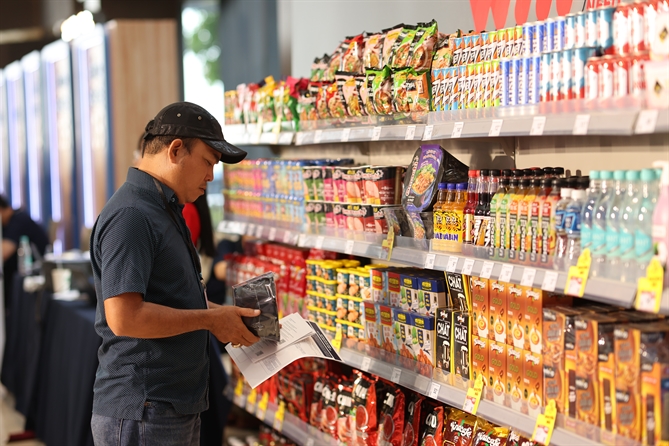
left=208, top=306, right=261, bottom=347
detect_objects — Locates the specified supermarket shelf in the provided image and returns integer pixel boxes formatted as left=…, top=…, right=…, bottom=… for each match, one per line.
left=218, top=219, right=655, bottom=314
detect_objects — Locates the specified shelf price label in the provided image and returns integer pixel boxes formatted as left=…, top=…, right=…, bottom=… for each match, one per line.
left=315, top=236, right=325, bottom=250
left=282, top=231, right=292, bottom=244
left=255, top=225, right=264, bottom=239
left=451, top=121, right=465, bottom=138
left=541, top=271, right=559, bottom=292
left=423, top=124, right=434, bottom=140
left=391, top=367, right=402, bottom=384
left=428, top=382, right=441, bottom=399
left=635, top=109, right=659, bottom=134
left=532, top=400, right=557, bottom=445
left=273, top=400, right=286, bottom=432
left=256, top=392, right=269, bottom=421
left=295, top=132, right=306, bottom=145
left=480, top=261, right=494, bottom=279
left=635, top=259, right=665, bottom=313
left=424, top=253, right=436, bottom=270
left=278, top=132, right=294, bottom=145
left=572, top=114, right=590, bottom=135
left=297, top=234, right=307, bottom=247
left=446, top=256, right=459, bottom=273
left=345, top=240, right=355, bottom=255
left=488, top=119, right=503, bottom=137
left=520, top=268, right=537, bottom=287
left=372, top=126, right=382, bottom=141
left=331, top=325, right=343, bottom=352
left=246, top=224, right=256, bottom=236
left=461, top=258, right=475, bottom=276
left=268, top=227, right=277, bottom=241
left=462, top=374, right=485, bottom=415
left=234, top=378, right=244, bottom=397
left=405, top=125, right=417, bottom=140
left=530, top=116, right=547, bottom=136
left=498, top=264, right=514, bottom=283
left=341, top=128, right=351, bottom=142
left=565, top=248, right=591, bottom=297
left=314, top=130, right=324, bottom=144
left=245, top=388, right=257, bottom=413
left=361, top=357, right=372, bottom=372
left=381, top=226, right=395, bottom=261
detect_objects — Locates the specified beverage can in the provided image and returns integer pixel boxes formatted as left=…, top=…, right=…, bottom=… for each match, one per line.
left=506, top=27, right=516, bottom=58
left=561, top=49, right=573, bottom=100
left=510, top=57, right=521, bottom=106
left=565, top=13, right=577, bottom=49
left=573, top=47, right=597, bottom=99
left=629, top=2, right=646, bottom=53
left=555, top=16, right=566, bottom=51
left=613, top=4, right=630, bottom=55
left=576, top=11, right=587, bottom=48
left=550, top=51, right=562, bottom=102
left=598, top=6, right=616, bottom=54
left=491, top=59, right=502, bottom=107
left=614, top=55, right=631, bottom=97
left=523, top=22, right=535, bottom=56
left=514, top=25, right=524, bottom=57
left=546, top=18, right=556, bottom=53
left=599, top=55, right=615, bottom=99
left=519, top=56, right=530, bottom=105
left=530, top=54, right=541, bottom=104
left=630, top=52, right=650, bottom=96
left=471, top=33, right=483, bottom=64
left=540, top=52, right=552, bottom=101
left=534, top=21, right=546, bottom=55
left=586, top=9, right=599, bottom=48
left=586, top=57, right=601, bottom=100
left=500, top=59, right=511, bottom=106
left=453, top=37, right=464, bottom=66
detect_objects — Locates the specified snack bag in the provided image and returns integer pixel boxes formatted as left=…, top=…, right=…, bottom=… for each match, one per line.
left=407, top=70, right=431, bottom=113
left=354, top=74, right=369, bottom=117
left=506, top=429, right=538, bottom=446
left=338, top=72, right=365, bottom=117
left=382, top=24, right=405, bottom=67
left=360, top=73, right=375, bottom=116
left=316, top=82, right=332, bottom=119
left=311, top=55, right=326, bottom=82
left=363, top=32, right=384, bottom=70
left=353, top=373, right=380, bottom=445
left=393, top=68, right=412, bottom=113
left=401, top=393, right=425, bottom=446
left=377, top=383, right=405, bottom=446
left=297, top=82, right=318, bottom=123
left=341, top=34, right=365, bottom=73
left=337, top=379, right=356, bottom=444
left=327, top=80, right=347, bottom=119
left=443, top=409, right=478, bottom=446
left=410, top=20, right=438, bottom=71
left=419, top=403, right=446, bottom=446
left=431, top=67, right=444, bottom=112
left=255, top=77, right=276, bottom=123
left=326, top=42, right=346, bottom=81
left=320, top=378, right=340, bottom=438
left=310, top=375, right=326, bottom=426
left=472, top=420, right=510, bottom=446
left=369, top=66, right=393, bottom=115
left=391, top=26, right=419, bottom=68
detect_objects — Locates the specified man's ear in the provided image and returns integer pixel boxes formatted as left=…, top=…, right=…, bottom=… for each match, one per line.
left=166, top=138, right=187, bottom=164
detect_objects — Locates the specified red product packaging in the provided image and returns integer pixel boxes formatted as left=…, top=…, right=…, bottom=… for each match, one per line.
left=401, top=392, right=425, bottom=446
left=337, top=380, right=356, bottom=444
left=443, top=408, right=478, bottom=446
left=310, top=376, right=326, bottom=426
left=353, top=374, right=380, bottom=445
left=320, top=378, right=340, bottom=438
left=419, top=403, right=446, bottom=446
left=377, top=383, right=406, bottom=446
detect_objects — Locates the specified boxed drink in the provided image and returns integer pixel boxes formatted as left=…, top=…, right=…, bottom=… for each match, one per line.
left=488, top=341, right=507, bottom=405
left=472, top=336, right=489, bottom=389
left=370, top=267, right=386, bottom=304
left=507, top=345, right=524, bottom=412
left=453, top=310, right=472, bottom=390
left=507, top=284, right=525, bottom=349
left=523, top=350, right=543, bottom=418
left=489, top=280, right=507, bottom=344
left=412, top=314, right=436, bottom=366
left=400, top=272, right=418, bottom=312
left=470, top=276, right=490, bottom=339
left=436, top=307, right=454, bottom=378
left=395, top=309, right=415, bottom=360
left=391, top=307, right=405, bottom=357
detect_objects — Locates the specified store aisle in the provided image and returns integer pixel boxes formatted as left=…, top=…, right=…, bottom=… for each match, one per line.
left=0, top=386, right=44, bottom=446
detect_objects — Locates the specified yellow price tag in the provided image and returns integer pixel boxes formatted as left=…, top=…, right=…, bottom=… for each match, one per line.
left=234, top=379, right=244, bottom=397
left=532, top=400, right=557, bottom=445
left=635, top=259, right=665, bottom=313
left=254, top=117, right=265, bottom=142
left=245, top=388, right=257, bottom=413
left=331, top=325, right=343, bottom=352
left=382, top=226, right=395, bottom=261
left=273, top=400, right=286, bottom=432
left=462, top=374, right=485, bottom=415
left=256, top=392, right=269, bottom=421
left=565, top=248, right=591, bottom=297
left=273, top=115, right=283, bottom=135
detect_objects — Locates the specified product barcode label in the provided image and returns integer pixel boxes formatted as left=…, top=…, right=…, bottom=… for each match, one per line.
left=423, top=124, right=434, bottom=140
left=451, top=122, right=465, bottom=138
left=341, top=128, right=351, bottom=142
left=371, top=127, right=382, bottom=141
left=405, top=125, right=417, bottom=140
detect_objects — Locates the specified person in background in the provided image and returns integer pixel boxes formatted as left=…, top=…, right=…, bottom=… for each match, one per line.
left=182, top=194, right=217, bottom=283
left=0, top=195, right=49, bottom=311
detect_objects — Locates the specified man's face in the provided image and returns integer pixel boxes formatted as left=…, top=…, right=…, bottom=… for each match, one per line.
left=177, top=139, right=220, bottom=203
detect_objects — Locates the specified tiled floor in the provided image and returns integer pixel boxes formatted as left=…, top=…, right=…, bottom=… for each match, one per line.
left=0, top=385, right=44, bottom=446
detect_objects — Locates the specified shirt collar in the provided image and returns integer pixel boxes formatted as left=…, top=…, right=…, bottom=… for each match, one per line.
left=126, top=167, right=181, bottom=209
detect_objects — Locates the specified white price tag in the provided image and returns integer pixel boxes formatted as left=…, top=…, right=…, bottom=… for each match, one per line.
left=297, top=234, right=307, bottom=247
left=480, top=261, right=494, bottom=279
left=530, top=116, right=547, bottom=136
left=488, top=119, right=503, bottom=137
left=255, top=225, right=264, bottom=238
left=391, top=367, right=402, bottom=384
left=573, top=114, right=590, bottom=135
left=345, top=239, right=355, bottom=255
left=462, top=258, right=476, bottom=276
left=315, top=236, right=325, bottom=250
left=423, top=124, right=434, bottom=140
left=246, top=223, right=256, bottom=236
left=541, top=271, right=559, bottom=292
left=424, top=253, right=436, bottom=270
left=498, top=264, right=514, bottom=283
left=446, top=256, right=459, bottom=273
left=428, top=382, right=441, bottom=399
left=451, top=121, right=465, bottom=138
left=295, top=132, right=306, bottom=145
left=361, top=357, right=372, bottom=372
left=278, top=132, right=294, bottom=145
left=238, top=223, right=247, bottom=234
left=635, top=109, right=659, bottom=134
left=341, top=128, right=351, bottom=142
left=520, top=268, right=537, bottom=287
left=405, top=125, right=417, bottom=140
left=372, top=126, right=382, bottom=141
left=314, top=130, right=324, bottom=143
left=306, top=439, right=315, bottom=446
left=268, top=227, right=277, bottom=241
left=283, top=231, right=292, bottom=244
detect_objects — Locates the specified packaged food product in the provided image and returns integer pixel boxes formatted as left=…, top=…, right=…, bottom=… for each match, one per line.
left=348, top=296, right=363, bottom=324
left=320, top=378, right=339, bottom=437
left=402, top=393, right=425, bottom=446
left=412, top=314, right=435, bottom=366
left=506, top=284, right=525, bottom=349
left=297, top=83, right=318, bottom=123
left=316, top=83, right=331, bottom=119
left=336, top=379, right=355, bottom=443
left=400, top=273, right=417, bottom=312
left=383, top=206, right=412, bottom=237
left=310, top=376, right=326, bottom=426
left=353, top=374, right=380, bottom=445
left=488, top=341, right=507, bottom=405
left=523, top=350, right=542, bottom=418
left=369, top=66, right=394, bottom=115
left=488, top=280, right=507, bottom=344
left=338, top=72, right=365, bottom=117
left=472, top=420, right=510, bottom=446
left=507, top=346, right=524, bottom=412
left=407, top=211, right=429, bottom=239
left=277, top=370, right=315, bottom=422
left=407, top=70, right=432, bottom=113
left=390, top=25, right=418, bottom=68
left=524, top=288, right=543, bottom=354
left=436, top=307, right=454, bottom=377
left=232, top=272, right=280, bottom=341
left=410, top=20, right=438, bottom=71
left=342, top=167, right=362, bottom=203
left=417, top=275, right=448, bottom=316
left=470, top=277, right=489, bottom=339
left=363, top=32, right=384, bottom=70
left=362, top=166, right=405, bottom=206
left=377, top=383, right=405, bottom=446
left=419, top=403, right=446, bottom=446
left=327, top=80, right=347, bottom=118
left=382, top=24, right=406, bottom=67
left=342, top=204, right=373, bottom=232
left=364, top=301, right=381, bottom=349
left=341, top=34, right=364, bottom=73
left=446, top=272, right=471, bottom=312
left=372, top=205, right=391, bottom=234
left=443, top=409, right=478, bottom=446
left=640, top=323, right=669, bottom=446
left=387, top=269, right=402, bottom=307
left=432, top=40, right=453, bottom=70
left=395, top=310, right=415, bottom=360
left=378, top=305, right=395, bottom=353
left=453, top=311, right=472, bottom=390
left=471, top=336, right=488, bottom=390
left=506, top=430, right=538, bottom=446
left=362, top=71, right=377, bottom=116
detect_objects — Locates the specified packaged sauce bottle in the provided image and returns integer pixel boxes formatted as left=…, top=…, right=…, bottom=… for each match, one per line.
left=491, top=177, right=510, bottom=251
left=451, top=182, right=468, bottom=252
left=510, top=178, right=530, bottom=257
left=463, top=170, right=480, bottom=252
left=500, top=177, right=518, bottom=254
left=521, top=179, right=541, bottom=256
left=474, top=170, right=491, bottom=247
left=531, top=178, right=553, bottom=259
left=541, top=178, right=565, bottom=262
left=433, top=183, right=449, bottom=243
left=442, top=183, right=456, bottom=250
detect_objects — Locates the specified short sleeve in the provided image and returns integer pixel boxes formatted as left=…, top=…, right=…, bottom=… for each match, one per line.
left=97, top=207, right=155, bottom=300
left=4, top=212, right=30, bottom=245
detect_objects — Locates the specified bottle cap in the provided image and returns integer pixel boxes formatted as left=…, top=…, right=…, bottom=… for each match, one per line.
left=578, top=176, right=590, bottom=189
left=468, top=170, right=479, bottom=177
left=447, top=183, right=456, bottom=190
left=599, top=170, right=613, bottom=180
left=490, top=169, right=502, bottom=176
left=480, top=169, right=490, bottom=176
left=589, top=170, right=600, bottom=180
left=531, top=179, right=541, bottom=187
left=540, top=179, right=551, bottom=187
left=552, top=178, right=567, bottom=188
left=456, top=182, right=468, bottom=190
left=626, top=170, right=640, bottom=181
left=553, top=167, right=565, bottom=176
left=523, top=168, right=534, bottom=177
left=500, top=178, right=511, bottom=186
left=520, top=179, right=531, bottom=187
left=502, top=169, right=514, bottom=177
left=641, top=168, right=656, bottom=182
left=543, top=167, right=554, bottom=176
left=571, top=189, right=586, bottom=200
left=560, top=187, right=573, bottom=198
left=438, top=183, right=448, bottom=190
left=567, top=177, right=579, bottom=188
left=614, top=170, right=626, bottom=181
left=512, top=169, right=524, bottom=177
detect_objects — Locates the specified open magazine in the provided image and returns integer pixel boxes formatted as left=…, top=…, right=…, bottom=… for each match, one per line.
left=226, top=312, right=341, bottom=388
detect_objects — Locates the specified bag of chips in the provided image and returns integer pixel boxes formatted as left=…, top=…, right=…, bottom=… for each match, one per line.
left=363, top=32, right=385, bottom=70
left=377, top=383, right=405, bottom=446
left=320, top=377, right=340, bottom=438
left=353, top=374, right=380, bottom=445
left=338, top=72, right=365, bottom=117
left=472, top=420, right=510, bottom=446
left=393, top=68, right=432, bottom=114
left=409, top=20, right=438, bottom=71
left=443, top=409, right=478, bottom=446
left=232, top=272, right=280, bottom=341
left=326, top=41, right=347, bottom=81
left=297, top=82, right=318, bottom=123
left=401, top=393, right=425, bottom=446
left=361, top=71, right=377, bottom=116
left=310, top=376, right=326, bottom=426
left=506, top=429, right=537, bottom=446
left=369, top=67, right=393, bottom=115
left=419, top=403, right=447, bottom=446
left=316, top=83, right=331, bottom=119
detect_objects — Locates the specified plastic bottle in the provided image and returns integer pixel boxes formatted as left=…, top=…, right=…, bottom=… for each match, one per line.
left=17, top=235, right=33, bottom=276
left=635, top=169, right=658, bottom=279
left=581, top=171, right=601, bottom=254
left=485, top=170, right=501, bottom=250
left=652, top=161, right=669, bottom=288
left=451, top=183, right=468, bottom=252
left=444, top=183, right=457, bottom=247
left=605, top=170, right=627, bottom=280
left=463, top=170, right=479, bottom=252
left=565, top=189, right=586, bottom=268
left=620, top=170, right=640, bottom=283
left=500, top=178, right=518, bottom=254
left=433, top=183, right=449, bottom=241
left=520, top=179, right=540, bottom=255
left=553, top=182, right=574, bottom=271
left=541, top=178, right=564, bottom=261
left=590, top=170, right=613, bottom=277
left=474, top=169, right=491, bottom=248
left=510, top=178, right=530, bottom=257
left=529, top=178, right=551, bottom=257
left=491, top=176, right=509, bottom=251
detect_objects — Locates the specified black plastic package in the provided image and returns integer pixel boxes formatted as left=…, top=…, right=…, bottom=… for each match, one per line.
left=232, top=272, right=280, bottom=342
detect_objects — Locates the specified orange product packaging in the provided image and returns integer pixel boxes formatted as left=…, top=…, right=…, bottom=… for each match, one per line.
left=488, top=280, right=507, bottom=344
left=378, top=304, right=395, bottom=353
left=614, top=323, right=643, bottom=441
left=639, top=323, right=669, bottom=446
left=506, top=284, right=525, bottom=350
left=523, top=350, right=543, bottom=418
left=470, top=276, right=490, bottom=340
left=487, top=341, right=507, bottom=405
left=363, top=301, right=380, bottom=349
left=523, top=287, right=543, bottom=353
left=506, top=345, right=524, bottom=412
left=471, top=336, right=489, bottom=390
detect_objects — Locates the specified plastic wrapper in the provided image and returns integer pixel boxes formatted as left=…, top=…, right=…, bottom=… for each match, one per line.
left=363, top=32, right=384, bottom=70
left=326, top=41, right=348, bottom=81
left=402, top=393, right=425, bottom=446
left=369, top=66, right=393, bottom=115
left=316, top=83, right=332, bottom=119
left=338, top=72, right=365, bottom=117
left=410, top=20, right=438, bottom=71
left=232, top=271, right=280, bottom=341
left=341, top=34, right=364, bottom=73
left=391, top=26, right=418, bottom=68
left=311, top=54, right=329, bottom=82
left=472, top=421, right=510, bottom=446
left=393, top=68, right=431, bottom=114
left=255, top=77, right=276, bottom=123
left=353, top=373, right=380, bottom=445
left=320, top=378, right=340, bottom=438
left=337, top=379, right=355, bottom=443
left=362, top=71, right=377, bottom=116
left=382, top=24, right=405, bottom=67
left=377, top=383, right=405, bottom=446
left=443, top=409, right=478, bottom=446
left=506, top=429, right=537, bottom=446
left=298, top=83, right=319, bottom=122
left=328, top=80, right=347, bottom=119
left=419, top=403, right=446, bottom=446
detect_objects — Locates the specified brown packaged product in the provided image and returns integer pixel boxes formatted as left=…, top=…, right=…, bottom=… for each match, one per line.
left=487, top=341, right=506, bottom=405
left=506, top=345, right=523, bottom=412
left=523, top=287, right=543, bottom=354
left=506, top=284, right=525, bottom=350
left=506, top=430, right=538, bottom=446
left=470, top=277, right=489, bottom=340
left=488, top=280, right=507, bottom=344
left=443, top=408, right=478, bottom=446
left=453, top=310, right=472, bottom=391
left=471, top=336, right=489, bottom=390
left=523, top=350, right=542, bottom=418
left=639, top=323, right=669, bottom=446
left=472, top=420, right=510, bottom=446
left=436, top=307, right=454, bottom=380
left=361, top=166, right=405, bottom=206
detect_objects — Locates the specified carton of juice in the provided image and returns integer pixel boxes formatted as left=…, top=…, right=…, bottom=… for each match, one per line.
left=507, top=284, right=525, bottom=349
left=507, top=345, right=524, bottom=411
left=523, top=287, right=543, bottom=353
left=470, top=276, right=490, bottom=339
left=418, top=275, right=448, bottom=316
left=472, top=336, right=489, bottom=389
left=523, top=350, right=543, bottom=418
left=436, top=307, right=454, bottom=378
left=488, top=341, right=507, bottom=405
left=413, top=314, right=436, bottom=367
left=400, top=273, right=416, bottom=312
left=489, top=280, right=507, bottom=344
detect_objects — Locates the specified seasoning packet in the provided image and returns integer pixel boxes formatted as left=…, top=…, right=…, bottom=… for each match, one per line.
left=316, top=83, right=331, bottom=119
left=232, top=272, right=280, bottom=341
left=409, top=20, right=439, bottom=71
left=338, top=72, right=365, bottom=117
left=341, top=34, right=364, bottom=73
left=363, top=32, right=384, bottom=70
left=382, top=24, right=405, bottom=68
left=390, top=25, right=418, bottom=68
left=369, top=66, right=393, bottom=115
left=328, top=80, right=347, bottom=119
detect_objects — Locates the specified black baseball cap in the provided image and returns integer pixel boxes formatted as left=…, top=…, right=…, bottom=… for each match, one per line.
left=143, top=101, right=247, bottom=164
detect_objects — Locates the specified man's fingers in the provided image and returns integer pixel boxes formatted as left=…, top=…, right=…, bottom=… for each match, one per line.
left=237, top=307, right=261, bottom=317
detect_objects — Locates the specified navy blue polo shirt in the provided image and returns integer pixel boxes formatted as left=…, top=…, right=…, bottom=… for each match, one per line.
left=90, top=168, right=209, bottom=420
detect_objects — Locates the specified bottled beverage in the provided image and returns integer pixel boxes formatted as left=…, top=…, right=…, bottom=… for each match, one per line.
left=581, top=171, right=601, bottom=253
left=433, top=183, right=449, bottom=242
left=463, top=170, right=479, bottom=252
left=444, top=183, right=457, bottom=247
left=553, top=167, right=565, bottom=178
left=635, top=169, right=658, bottom=279
left=17, top=235, right=33, bottom=275
left=510, top=179, right=530, bottom=257
left=474, top=169, right=491, bottom=248
left=491, top=176, right=509, bottom=252
left=485, top=170, right=501, bottom=250
left=520, top=179, right=540, bottom=255
left=620, top=170, right=640, bottom=283
left=605, top=170, right=627, bottom=280
left=553, top=183, right=574, bottom=271
left=565, top=189, right=586, bottom=268
left=591, top=170, right=613, bottom=278
left=532, top=178, right=552, bottom=258
left=451, top=183, right=468, bottom=252
left=500, top=178, right=518, bottom=253
left=542, top=178, right=565, bottom=262
left=652, top=161, right=669, bottom=288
